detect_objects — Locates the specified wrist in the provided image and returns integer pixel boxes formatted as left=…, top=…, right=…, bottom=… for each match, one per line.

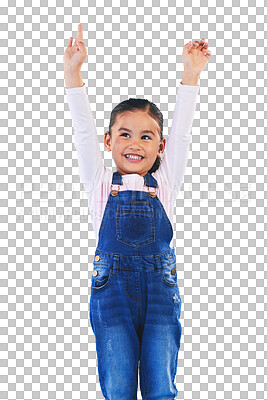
left=64, top=70, right=84, bottom=89
left=181, top=72, right=200, bottom=86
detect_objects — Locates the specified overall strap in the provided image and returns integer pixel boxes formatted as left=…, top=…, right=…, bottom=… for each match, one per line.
left=112, top=171, right=123, bottom=185
left=144, top=172, right=158, bottom=189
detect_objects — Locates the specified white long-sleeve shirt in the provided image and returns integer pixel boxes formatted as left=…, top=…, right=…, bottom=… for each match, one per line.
left=65, top=82, right=200, bottom=248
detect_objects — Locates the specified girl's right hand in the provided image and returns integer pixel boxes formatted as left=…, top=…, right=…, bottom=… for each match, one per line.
left=63, top=24, right=87, bottom=74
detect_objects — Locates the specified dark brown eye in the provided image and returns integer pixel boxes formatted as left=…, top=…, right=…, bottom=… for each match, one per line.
left=142, top=135, right=151, bottom=140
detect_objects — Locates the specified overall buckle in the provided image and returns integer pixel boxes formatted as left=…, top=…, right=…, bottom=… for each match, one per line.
left=146, top=186, right=157, bottom=198
left=110, top=184, right=121, bottom=196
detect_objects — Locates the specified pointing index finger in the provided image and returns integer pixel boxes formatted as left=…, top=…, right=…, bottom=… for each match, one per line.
left=76, top=23, right=83, bottom=42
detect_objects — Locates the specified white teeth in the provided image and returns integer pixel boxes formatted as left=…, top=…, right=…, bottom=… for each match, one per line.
left=125, top=155, right=142, bottom=160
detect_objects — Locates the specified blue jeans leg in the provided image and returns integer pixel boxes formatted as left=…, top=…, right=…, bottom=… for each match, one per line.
left=139, top=273, right=183, bottom=400
left=90, top=279, right=140, bottom=400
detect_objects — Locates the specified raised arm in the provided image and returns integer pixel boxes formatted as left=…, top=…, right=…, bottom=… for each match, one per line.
left=64, top=24, right=105, bottom=192
left=156, top=39, right=211, bottom=194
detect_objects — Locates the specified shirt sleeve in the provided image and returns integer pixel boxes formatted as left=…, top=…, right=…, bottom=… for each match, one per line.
left=157, top=81, right=200, bottom=196
left=65, top=85, right=105, bottom=193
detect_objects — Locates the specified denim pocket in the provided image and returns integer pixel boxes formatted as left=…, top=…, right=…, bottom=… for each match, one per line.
left=116, top=204, right=155, bottom=246
left=91, top=263, right=113, bottom=291
left=160, top=248, right=178, bottom=287
left=161, top=260, right=178, bottom=287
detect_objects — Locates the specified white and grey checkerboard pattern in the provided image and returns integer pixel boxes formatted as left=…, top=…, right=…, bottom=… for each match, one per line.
left=1, top=2, right=266, bottom=400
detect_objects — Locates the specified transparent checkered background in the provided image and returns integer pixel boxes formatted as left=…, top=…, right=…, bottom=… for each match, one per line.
left=1, top=1, right=266, bottom=399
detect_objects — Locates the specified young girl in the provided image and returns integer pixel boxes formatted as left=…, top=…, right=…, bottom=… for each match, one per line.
left=64, top=24, right=211, bottom=400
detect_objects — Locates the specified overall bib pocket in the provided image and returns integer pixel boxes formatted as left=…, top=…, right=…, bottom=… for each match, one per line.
left=116, top=203, right=155, bottom=246
left=91, top=261, right=113, bottom=291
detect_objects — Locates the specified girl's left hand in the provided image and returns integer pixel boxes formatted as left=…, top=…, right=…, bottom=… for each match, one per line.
left=182, top=38, right=211, bottom=76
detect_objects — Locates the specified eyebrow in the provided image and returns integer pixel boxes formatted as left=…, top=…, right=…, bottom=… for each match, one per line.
left=118, top=127, right=155, bottom=136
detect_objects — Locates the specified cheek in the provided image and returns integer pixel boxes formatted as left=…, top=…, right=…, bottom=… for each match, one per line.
left=151, top=143, right=160, bottom=154
left=114, top=138, right=125, bottom=148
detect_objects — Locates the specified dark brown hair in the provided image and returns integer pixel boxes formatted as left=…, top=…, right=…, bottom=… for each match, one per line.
left=107, top=98, right=163, bottom=174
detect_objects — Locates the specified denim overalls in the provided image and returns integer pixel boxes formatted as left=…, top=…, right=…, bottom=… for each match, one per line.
left=90, top=171, right=182, bottom=400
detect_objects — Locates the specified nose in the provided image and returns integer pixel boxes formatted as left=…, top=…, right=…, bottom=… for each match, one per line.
left=129, top=138, right=142, bottom=149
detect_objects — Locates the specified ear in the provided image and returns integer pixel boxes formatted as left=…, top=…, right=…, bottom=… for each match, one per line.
left=157, top=138, right=166, bottom=157
left=104, top=131, right=112, bottom=152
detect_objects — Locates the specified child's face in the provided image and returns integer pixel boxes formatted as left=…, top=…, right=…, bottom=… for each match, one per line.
left=104, top=110, right=166, bottom=177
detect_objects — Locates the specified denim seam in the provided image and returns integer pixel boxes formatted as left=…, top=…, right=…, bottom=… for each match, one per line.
left=125, top=270, right=141, bottom=302
left=140, top=359, right=147, bottom=399
left=155, top=196, right=174, bottom=237
left=98, top=196, right=111, bottom=235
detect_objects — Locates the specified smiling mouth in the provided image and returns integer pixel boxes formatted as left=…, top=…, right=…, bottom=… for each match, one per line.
left=124, top=154, right=144, bottom=160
